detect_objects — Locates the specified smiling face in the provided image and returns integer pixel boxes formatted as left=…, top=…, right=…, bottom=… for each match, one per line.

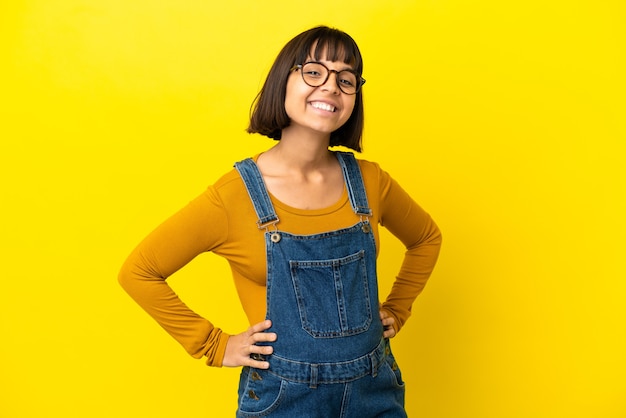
left=283, top=52, right=357, bottom=140
left=247, top=26, right=365, bottom=151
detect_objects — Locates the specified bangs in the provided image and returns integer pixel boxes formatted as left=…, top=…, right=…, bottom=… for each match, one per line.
left=294, top=27, right=363, bottom=74
left=247, top=26, right=365, bottom=151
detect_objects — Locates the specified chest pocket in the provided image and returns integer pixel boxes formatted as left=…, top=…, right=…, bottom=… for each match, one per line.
left=289, top=250, right=373, bottom=338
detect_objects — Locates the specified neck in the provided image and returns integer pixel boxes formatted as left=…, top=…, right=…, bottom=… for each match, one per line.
left=270, top=128, right=334, bottom=171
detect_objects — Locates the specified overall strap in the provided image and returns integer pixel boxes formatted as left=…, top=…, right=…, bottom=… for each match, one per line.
left=234, top=158, right=279, bottom=228
left=336, top=152, right=372, bottom=217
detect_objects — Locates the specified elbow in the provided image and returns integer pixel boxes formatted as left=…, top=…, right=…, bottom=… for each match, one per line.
left=434, top=224, right=443, bottom=246
left=117, top=253, right=166, bottom=296
left=117, top=255, right=144, bottom=295
left=117, top=261, right=133, bottom=293
left=424, top=216, right=443, bottom=247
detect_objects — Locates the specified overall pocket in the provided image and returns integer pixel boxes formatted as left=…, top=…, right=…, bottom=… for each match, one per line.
left=289, top=250, right=372, bottom=338
left=237, top=368, right=287, bottom=417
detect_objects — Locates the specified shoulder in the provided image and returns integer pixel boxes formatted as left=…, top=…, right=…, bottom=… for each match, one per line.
left=211, top=155, right=261, bottom=192
left=212, top=167, right=244, bottom=190
left=199, top=166, right=245, bottom=206
left=355, top=157, right=383, bottom=174
left=352, top=155, right=392, bottom=190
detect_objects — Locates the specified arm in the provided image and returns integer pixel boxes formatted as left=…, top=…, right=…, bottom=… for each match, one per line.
left=378, top=172, right=442, bottom=335
left=118, top=189, right=231, bottom=366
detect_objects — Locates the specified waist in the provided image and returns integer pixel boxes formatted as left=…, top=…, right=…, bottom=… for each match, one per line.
left=263, top=338, right=389, bottom=387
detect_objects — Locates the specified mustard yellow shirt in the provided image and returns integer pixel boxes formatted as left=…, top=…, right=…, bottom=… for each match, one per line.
left=118, top=155, right=442, bottom=367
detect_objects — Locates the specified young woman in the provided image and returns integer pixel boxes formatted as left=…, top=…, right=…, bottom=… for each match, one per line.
left=119, top=26, right=442, bottom=417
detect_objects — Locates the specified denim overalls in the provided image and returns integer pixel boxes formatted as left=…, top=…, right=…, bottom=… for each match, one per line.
left=234, top=152, right=406, bottom=417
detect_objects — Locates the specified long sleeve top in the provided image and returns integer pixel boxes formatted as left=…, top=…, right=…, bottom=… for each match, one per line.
left=118, top=155, right=442, bottom=367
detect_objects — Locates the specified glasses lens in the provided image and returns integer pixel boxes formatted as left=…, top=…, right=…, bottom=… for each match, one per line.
left=301, top=63, right=361, bottom=94
left=337, top=71, right=358, bottom=94
left=301, top=63, right=328, bottom=87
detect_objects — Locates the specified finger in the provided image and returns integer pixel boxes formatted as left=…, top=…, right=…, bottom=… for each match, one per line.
left=248, top=359, right=271, bottom=370
left=379, top=310, right=394, bottom=323
left=383, top=324, right=396, bottom=338
left=383, top=329, right=395, bottom=338
left=247, top=347, right=272, bottom=369
left=382, top=310, right=394, bottom=322
left=248, top=319, right=273, bottom=334
left=249, top=344, right=274, bottom=356
left=252, top=331, right=277, bottom=343
left=379, top=310, right=396, bottom=338
left=381, top=316, right=395, bottom=327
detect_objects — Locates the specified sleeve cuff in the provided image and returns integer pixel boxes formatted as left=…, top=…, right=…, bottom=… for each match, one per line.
left=205, top=331, right=230, bottom=367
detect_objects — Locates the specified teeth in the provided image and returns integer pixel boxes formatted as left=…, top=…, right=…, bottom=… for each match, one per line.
left=311, top=102, right=336, bottom=112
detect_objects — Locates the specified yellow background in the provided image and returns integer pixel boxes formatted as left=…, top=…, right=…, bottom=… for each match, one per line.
left=1, top=1, right=624, bottom=417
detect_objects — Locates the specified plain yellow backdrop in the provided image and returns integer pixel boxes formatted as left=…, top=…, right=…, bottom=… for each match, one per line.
left=1, top=1, right=624, bottom=417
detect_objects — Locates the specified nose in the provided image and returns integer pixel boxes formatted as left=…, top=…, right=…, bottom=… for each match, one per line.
left=320, top=71, right=341, bottom=94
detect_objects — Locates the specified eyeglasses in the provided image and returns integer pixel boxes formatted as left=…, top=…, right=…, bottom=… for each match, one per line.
left=290, top=62, right=366, bottom=95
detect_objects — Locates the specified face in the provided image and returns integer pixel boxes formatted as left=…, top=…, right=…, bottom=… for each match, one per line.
left=283, top=54, right=357, bottom=138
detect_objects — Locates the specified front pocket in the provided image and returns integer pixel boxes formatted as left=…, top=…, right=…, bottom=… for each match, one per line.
left=237, top=368, right=287, bottom=416
left=381, top=354, right=405, bottom=389
left=289, top=250, right=372, bottom=338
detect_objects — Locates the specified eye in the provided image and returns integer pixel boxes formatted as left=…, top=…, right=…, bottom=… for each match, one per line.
left=339, top=78, right=355, bottom=87
left=338, top=72, right=357, bottom=87
left=304, top=70, right=323, bottom=78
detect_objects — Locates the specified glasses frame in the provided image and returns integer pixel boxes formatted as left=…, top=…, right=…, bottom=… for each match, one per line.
left=290, top=62, right=366, bottom=95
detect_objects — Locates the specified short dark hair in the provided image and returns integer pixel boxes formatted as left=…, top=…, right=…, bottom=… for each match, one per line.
left=247, top=26, right=365, bottom=152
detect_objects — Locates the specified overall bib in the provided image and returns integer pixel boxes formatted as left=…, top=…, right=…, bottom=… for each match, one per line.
left=234, top=152, right=406, bottom=417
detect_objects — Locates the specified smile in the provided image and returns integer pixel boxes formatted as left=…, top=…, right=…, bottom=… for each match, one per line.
left=310, top=101, right=336, bottom=113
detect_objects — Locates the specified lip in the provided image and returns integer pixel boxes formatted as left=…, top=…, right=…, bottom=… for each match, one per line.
left=308, top=100, right=339, bottom=113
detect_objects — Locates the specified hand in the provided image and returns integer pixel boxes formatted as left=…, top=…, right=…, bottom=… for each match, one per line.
left=223, top=319, right=277, bottom=369
left=379, top=310, right=396, bottom=339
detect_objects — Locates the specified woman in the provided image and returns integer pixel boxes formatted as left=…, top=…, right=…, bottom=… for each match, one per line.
left=119, top=26, right=442, bottom=417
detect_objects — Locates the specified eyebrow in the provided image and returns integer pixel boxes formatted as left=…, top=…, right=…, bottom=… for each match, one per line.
left=305, top=58, right=356, bottom=73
